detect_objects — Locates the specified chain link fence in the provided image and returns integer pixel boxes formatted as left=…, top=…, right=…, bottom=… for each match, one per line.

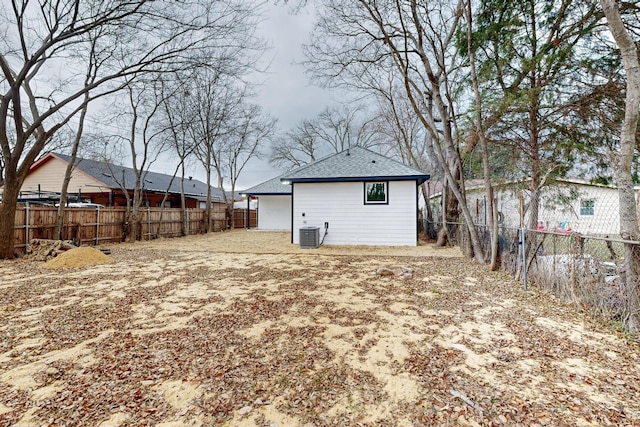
left=424, top=181, right=640, bottom=327
left=423, top=218, right=639, bottom=327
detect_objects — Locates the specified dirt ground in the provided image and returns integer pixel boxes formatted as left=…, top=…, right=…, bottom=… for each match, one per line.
left=1, top=230, right=639, bottom=426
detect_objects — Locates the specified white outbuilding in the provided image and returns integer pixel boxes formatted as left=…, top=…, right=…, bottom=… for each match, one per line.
left=242, top=146, right=430, bottom=247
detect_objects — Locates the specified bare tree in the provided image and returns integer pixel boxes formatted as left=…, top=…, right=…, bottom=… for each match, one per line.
left=120, top=80, right=167, bottom=242
left=370, top=76, right=441, bottom=236
left=306, top=0, right=486, bottom=262
left=188, top=72, right=243, bottom=232
left=92, top=78, right=168, bottom=243
left=464, top=0, right=499, bottom=269
left=159, top=77, right=198, bottom=236
left=0, top=0, right=264, bottom=258
left=599, top=0, right=640, bottom=333
left=271, top=104, right=381, bottom=169
left=53, top=28, right=105, bottom=240
left=223, top=104, right=276, bottom=228
left=271, top=121, right=320, bottom=168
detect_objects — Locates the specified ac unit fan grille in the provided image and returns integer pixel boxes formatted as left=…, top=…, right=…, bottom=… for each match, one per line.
left=299, top=226, right=320, bottom=249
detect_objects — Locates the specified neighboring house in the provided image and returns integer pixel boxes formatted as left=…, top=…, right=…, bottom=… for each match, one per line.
left=243, top=146, right=430, bottom=246
left=240, top=175, right=292, bottom=231
left=436, top=178, right=635, bottom=236
left=15, top=152, right=226, bottom=208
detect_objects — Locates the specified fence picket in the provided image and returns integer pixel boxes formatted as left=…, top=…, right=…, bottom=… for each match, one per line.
left=13, top=205, right=256, bottom=252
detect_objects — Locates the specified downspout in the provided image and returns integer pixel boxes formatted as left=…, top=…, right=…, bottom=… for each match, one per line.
left=416, top=180, right=419, bottom=244
left=290, top=184, right=295, bottom=244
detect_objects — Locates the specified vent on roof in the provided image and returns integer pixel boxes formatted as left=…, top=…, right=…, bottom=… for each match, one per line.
left=372, top=160, right=376, bottom=163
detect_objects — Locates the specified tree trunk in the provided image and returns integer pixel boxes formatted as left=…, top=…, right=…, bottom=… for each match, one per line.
left=205, top=168, right=213, bottom=233
left=229, top=182, right=236, bottom=230
left=180, top=163, right=188, bottom=236
left=54, top=140, right=82, bottom=240
left=434, top=173, right=461, bottom=248
left=466, top=0, right=498, bottom=269
left=125, top=188, right=142, bottom=243
left=600, top=0, right=640, bottom=333
left=0, top=179, right=20, bottom=259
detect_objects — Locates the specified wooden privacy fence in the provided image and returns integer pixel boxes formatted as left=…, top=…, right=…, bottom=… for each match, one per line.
left=233, top=208, right=257, bottom=229
left=13, top=204, right=256, bottom=252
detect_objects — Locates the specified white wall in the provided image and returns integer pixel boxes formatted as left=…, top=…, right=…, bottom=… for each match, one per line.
left=466, top=184, right=623, bottom=235
left=22, top=157, right=105, bottom=194
left=257, top=195, right=291, bottom=231
left=292, top=181, right=418, bottom=246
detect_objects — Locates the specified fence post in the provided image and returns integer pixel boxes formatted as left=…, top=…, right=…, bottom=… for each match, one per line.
left=185, top=208, right=189, bottom=235
left=25, top=202, right=30, bottom=251
left=552, top=233, right=556, bottom=287
left=147, top=206, right=151, bottom=241
left=96, top=206, right=100, bottom=246
left=520, top=227, right=527, bottom=290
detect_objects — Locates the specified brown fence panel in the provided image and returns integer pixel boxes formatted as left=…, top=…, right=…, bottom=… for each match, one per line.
left=72, top=208, right=99, bottom=245
left=96, top=207, right=127, bottom=244
left=186, top=208, right=205, bottom=235
left=211, top=205, right=226, bottom=232
left=13, top=204, right=230, bottom=252
left=233, top=209, right=257, bottom=228
left=139, top=208, right=185, bottom=240
left=29, top=207, right=58, bottom=240
left=14, top=206, right=27, bottom=251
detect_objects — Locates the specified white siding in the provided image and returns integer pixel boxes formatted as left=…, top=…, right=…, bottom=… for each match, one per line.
left=22, top=157, right=107, bottom=194
left=466, top=184, right=624, bottom=235
left=257, top=195, right=291, bottom=231
left=292, top=181, right=418, bottom=246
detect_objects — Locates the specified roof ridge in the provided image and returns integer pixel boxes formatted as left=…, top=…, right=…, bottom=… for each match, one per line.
left=356, top=145, right=430, bottom=175
left=50, top=152, right=224, bottom=196
left=279, top=145, right=429, bottom=184
left=281, top=147, right=358, bottom=178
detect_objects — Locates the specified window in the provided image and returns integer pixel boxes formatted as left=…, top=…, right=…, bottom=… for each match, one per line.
left=364, top=181, right=388, bottom=204
left=580, top=199, right=595, bottom=216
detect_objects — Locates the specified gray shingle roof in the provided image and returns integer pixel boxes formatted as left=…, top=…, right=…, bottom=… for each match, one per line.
left=55, top=153, right=225, bottom=201
left=240, top=174, right=292, bottom=196
left=281, top=146, right=429, bottom=184
left=241, top=147, right=429, bottom=195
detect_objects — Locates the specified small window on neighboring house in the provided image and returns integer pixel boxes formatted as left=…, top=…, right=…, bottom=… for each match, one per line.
left=580, top=199, right=595, bottom=216
left=364, top=182, right=388, bottom=204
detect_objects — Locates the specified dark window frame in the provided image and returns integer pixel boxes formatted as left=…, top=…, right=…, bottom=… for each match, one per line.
left=364, top=181, right=389, bottom=205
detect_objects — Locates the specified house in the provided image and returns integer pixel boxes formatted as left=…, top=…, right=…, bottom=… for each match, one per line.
left=16, top=152, right=226, bottom=208
left=242, top=146, right=430, bottom=246
left=240, top=174, right=292, bottom=231
left=435, top=178, right=634, bottom=236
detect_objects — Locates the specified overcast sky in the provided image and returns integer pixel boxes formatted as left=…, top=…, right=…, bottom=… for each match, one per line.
left=162, top=2, right=338, bottom=191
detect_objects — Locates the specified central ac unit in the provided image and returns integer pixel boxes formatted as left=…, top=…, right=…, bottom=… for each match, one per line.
left=299, top=226, right=320, bottom=249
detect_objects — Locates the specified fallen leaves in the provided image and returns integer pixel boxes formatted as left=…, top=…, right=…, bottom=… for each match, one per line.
left=0, top=232, right=639, bottom=426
